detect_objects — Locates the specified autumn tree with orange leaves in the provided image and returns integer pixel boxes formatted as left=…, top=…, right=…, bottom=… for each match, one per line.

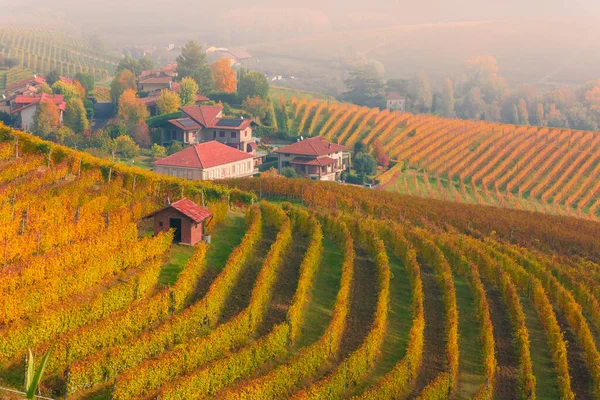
left=211, top=59, right=237, bottom=93
left=118, top=89, right=149, bottom=133
left=32, top=100, right=61, bottom=138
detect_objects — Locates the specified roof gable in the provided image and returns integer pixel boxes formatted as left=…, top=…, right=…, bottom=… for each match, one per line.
left=153, top=141, right=254, bottom=169
left=181, top=105, right=223, bottom=128
left=144, top=198, right=212, bottom=223
left=274, top=136, right=347, bottom=157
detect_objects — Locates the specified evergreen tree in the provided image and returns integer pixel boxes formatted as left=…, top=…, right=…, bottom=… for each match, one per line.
left=176, top=41, right=213, bottom=94
left=439, top=77, right=456, bottom=117
left=238, top=71, right=269, bottom=100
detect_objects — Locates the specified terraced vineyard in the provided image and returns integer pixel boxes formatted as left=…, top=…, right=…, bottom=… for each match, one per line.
left=277, top=97, right=600, bottom=220
left=0, top=28, right=119, bottom=79
left=1, top=124, right=600, bottom=399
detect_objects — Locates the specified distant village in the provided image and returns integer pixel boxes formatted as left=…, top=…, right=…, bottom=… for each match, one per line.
left=0, top=42, right=365, bottom=184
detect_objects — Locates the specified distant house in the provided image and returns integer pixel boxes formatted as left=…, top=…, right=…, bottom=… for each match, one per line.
left=162, top=104, right=258, bottom=154
left=11, top=93, right=66, bottom=132
left=274, top=136, right=350, bottom=181
left=4, top=75, right=46, bottom=96
left=386, top=93, right=406, bottom=112
left=207, top=47, right=252, bottom=66
left=138, top=71, right=174, bottom=92
left=144, top=198, right=213, bottom=246
left=153, top=140, right=258, bottom=181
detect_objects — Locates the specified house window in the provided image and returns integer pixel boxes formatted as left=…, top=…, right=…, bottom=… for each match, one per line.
left=285, top=153, right=290, bottom=157
left=220, top=131, right=225, bottom=138
left=231, top=132, right=237, bottom=138
left=159, top=221, right=163, bottom=227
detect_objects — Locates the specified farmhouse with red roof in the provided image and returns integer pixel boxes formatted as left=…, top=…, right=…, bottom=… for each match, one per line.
left=144, top=198, right=213, bottom=246
left=10, top=93, right=66, bottom=132
left=138, top=71, right=174, bottom=92
left=273, top=136, right=351, bottom=181
left=386, top=92, right=406, bottom=112
left=162, top=104, right=257, bottom=154
left=153, top=140, right=257, bottom=181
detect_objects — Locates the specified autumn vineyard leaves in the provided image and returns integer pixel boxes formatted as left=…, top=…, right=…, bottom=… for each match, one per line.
left=276, top=96, right=600, bottom=219
left=2, top=123, right=600, bottom=400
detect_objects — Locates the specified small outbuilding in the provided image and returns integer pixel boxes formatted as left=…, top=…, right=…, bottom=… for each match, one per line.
left=144, top=198, right=213, bottom=246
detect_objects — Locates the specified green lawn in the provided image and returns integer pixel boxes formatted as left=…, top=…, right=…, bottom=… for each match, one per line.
left=296, top=234, right=343, bottom=348
left=159, top=245, right=197, bottom=287
left=519, top=295, right=560, bottom=399
left=158, top=212, right=247, bottom=287
left=454, top=273, right=485, bottom=399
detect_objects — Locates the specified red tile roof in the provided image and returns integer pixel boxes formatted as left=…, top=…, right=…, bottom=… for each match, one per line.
left=144, top=198, right=212, bottom=223
left=274, top=136, right=347, bottom=157
left=181, top=105, right=252, bottom=130
left=290, top=156, right=336, bottom=166
left=12, top=93, right=66, bottom=113
left=153, top=140, right=254, bottom=169
left=59, top=76, right=74, bottom=85
left=5, top=76, right=39, bottom=93
left=181, top=105, right=223, bottom=128
left=140, top=76, right=173, bottom=85
left=386, top=92, right=404, bottom=101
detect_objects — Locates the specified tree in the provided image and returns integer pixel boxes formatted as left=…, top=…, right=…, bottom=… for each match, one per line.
left=156, top=89, right=181, bottom=115
left=52, top=81, right=80, bottom=101
left=151, top=143, right=167, bottom=160
left=584, top=85, right=600, bottom=116
left=517, top=99, right=529, bottom=125
left=32, top=101, right=60, bottom=138
left=45, top=70, right=60, bottom=87
left=371, top=138, right=389, bottom=168
left=110, top=69, right=136, bottom=103
left=464, top=87, right=486, bottom=120
left=38, top=83, right=52, bottom=94
left=536, top=103, right=546, bottom=125
left=242, top=96, right=269, bottom=120
left=409, top=73, right=433, bottom=112
left=567, top=105, right=598, bottom=131
left=547, top=104, right=568, bottom=128
left=73, top=80, right=87, bottom=99
left=115, top=135, right=140, bottom=159
left=176, top=41, right=213, bottom=94
left=439, top=77, right=456, bottom=117
left=280, top=167, right=299, bottom=178
left=139, top=56, right=156, bottom=72
left=0, top=110, right=15, bottom=126
left=5, top=58, right=19, bottom=69
left=116, top=55, right=142, bottom=77
left=263, top=101, right=277, bottom=128
left=511, top=104, right=520, bottom=124
left=353, top=152, right=377, bottom=176
left=74, top=72, right=95, bottom=93
left=64, top=97, right=89, bottom=133
left=178, top=77, right=199, bottom=106
left=133, top=121, right=152, bottom=148
left=238, top=71, right=270, bottom=100
left=167, top=141, right=183, bottom=155
left=341, top=64, right=386, bottom=108
left=118, top=89, right=149, bottom=133
left=211, top=59, right=237, bottom=93
left=463, top=56, right=508, bottom=103
left=49, top=126, right=77, bottom=145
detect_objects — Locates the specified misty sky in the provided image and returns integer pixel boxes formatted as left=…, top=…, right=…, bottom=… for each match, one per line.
left=4, top=0, right=599, bottom=26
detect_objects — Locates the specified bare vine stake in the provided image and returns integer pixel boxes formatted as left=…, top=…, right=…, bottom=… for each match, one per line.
left=78, top=159, right=82, bottom=178
left=108, top=167, right=112, bottom=184
left=132, top=174, right=137, bottom=193
left=15, top=137, right=18, bottom=159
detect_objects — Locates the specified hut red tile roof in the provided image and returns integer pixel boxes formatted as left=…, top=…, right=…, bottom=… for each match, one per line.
left=153, top=140, right=254, bottom=169
left=274, top=136, right=346, bottom=156
left=144, top=198, right=212, bottom=223
left=386, top=92, right=404, bottom=101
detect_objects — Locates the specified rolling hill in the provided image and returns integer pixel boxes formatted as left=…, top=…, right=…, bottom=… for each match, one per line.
left=0, top=124, right=599, bottom=399
left=277, top=97, right=600, bottom=220
left=0, top=28, right=120, bottom=79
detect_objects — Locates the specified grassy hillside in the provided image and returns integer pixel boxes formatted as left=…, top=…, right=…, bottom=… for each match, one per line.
left=1, top=126, right=600, bottom=400
left=0, top=28, right=120, bottom=79
left=278, top=97, right=600, bottom=220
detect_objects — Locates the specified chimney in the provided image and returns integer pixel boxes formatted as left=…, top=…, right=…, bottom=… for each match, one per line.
left=328, top=143, right=331, bottom=149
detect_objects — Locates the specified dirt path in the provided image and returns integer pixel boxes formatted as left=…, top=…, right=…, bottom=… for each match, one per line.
left=485, top=287, right=519, bottom=400
left=410, top=266, right=447, bottom=396
left=555, top=311, right=594, bottom=400
left=256, top=229, right=308, bottom=336
left=338, top=246, right=378, bottom=358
